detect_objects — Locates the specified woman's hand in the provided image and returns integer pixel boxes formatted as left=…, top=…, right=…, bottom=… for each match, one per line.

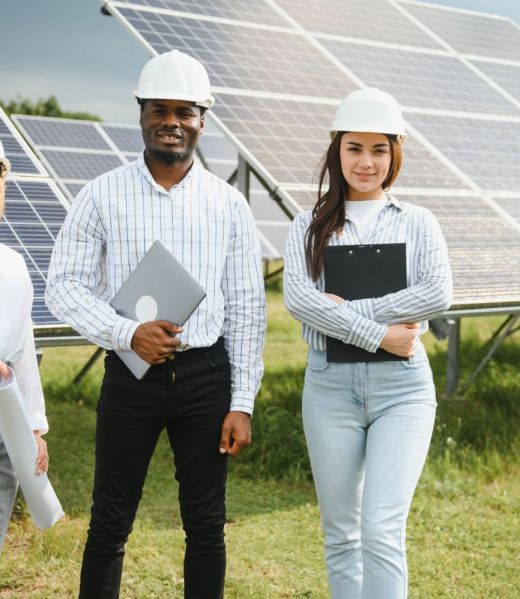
left=380, top=323, right=420, bottom=358
left=33, top=431, right=49, bottom=475
left=0, top=360, right=10, bottom=380
left=323, top=292, right=345, bottom=304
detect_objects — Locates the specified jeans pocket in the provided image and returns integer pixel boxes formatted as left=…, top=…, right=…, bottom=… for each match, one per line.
left=400, top=353, right=429, bottom=369
left=307, top=349, right=331, bottom=372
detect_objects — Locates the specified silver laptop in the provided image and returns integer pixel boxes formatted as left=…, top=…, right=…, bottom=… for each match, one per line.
left=110, top=240, right=206, bottom=379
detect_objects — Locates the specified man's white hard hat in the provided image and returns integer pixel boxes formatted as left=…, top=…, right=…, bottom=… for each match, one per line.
left=134, top=50, right=215, bottom=109
left=331, top=87, right=406, bottom=143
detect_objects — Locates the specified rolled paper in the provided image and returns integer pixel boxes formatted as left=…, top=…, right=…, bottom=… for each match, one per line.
left=0, top=368, right=64, bottom=529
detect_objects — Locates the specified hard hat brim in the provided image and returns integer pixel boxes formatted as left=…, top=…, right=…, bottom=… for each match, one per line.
left=134, top=90, right=215, bottom=109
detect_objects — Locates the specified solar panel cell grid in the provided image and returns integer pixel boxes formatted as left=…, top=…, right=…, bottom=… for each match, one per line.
left=403, top=3, right=520, bottom=62
left=39, top=150, right=125, bottom=180
left=1, top=179, right=66, bottom=325
left=213, top=94, right=334, bottom=186
left=115, top=0, right=284, bottom=25
left=405, top=114, right=520, bottom=191
left=0, top=119, right=43, bottom=176
left=276, top=0, right=442, bottom=49
left=494, top=198, right=520, bottom=224
left=395, top=135, right=468, bottom=190
left=320, top=40, right=518, bottom=116
left=118, top=8, right=355, bottom=98
left=399, top=195, right=520, bottom=306
left=101, top=124, right=143, bottom=153
left=470, top=61, right=520, bottom=104
left=12, top=118, right=110, bottom=150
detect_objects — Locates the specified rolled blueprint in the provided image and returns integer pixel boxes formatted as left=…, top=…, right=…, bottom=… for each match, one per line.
left=0, top=369, right=64, bottom=529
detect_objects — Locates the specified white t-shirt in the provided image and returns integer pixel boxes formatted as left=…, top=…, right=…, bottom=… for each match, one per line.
left=0, top=244, right=48, bottom=433
left=345, top=199, right=387, bottom=243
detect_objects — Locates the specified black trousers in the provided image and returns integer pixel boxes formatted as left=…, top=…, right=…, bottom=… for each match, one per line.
left=79, top=338, right=231, bottom=599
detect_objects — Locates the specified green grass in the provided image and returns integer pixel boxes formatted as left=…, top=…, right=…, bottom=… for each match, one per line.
left=1, top=286, right=519, bottom=598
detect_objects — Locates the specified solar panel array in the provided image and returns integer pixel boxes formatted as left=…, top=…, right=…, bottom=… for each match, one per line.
left=0, top=108, right=69, bottom=327
left=102, top=0, right=520, bottom=310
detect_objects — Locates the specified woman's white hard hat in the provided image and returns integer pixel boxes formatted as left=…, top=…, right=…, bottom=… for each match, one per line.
left=331, top=87, right=406, bottom=143
left=134, top=50, right=215, bottom=109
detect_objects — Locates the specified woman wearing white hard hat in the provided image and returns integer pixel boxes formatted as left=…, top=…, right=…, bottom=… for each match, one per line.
left=284, top=88, right=452, bottom=598
left=0, top=141, right=49, bottom=552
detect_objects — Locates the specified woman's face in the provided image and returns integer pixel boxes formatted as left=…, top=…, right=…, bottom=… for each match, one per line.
left=339, top=132, right=392, bottom=200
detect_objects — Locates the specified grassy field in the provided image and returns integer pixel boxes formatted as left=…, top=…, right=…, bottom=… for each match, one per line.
left=1, top=285, right=519, bottom=598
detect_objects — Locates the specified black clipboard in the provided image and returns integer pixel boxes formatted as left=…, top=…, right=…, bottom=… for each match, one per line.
left=324, top=243, right=407, bottom=362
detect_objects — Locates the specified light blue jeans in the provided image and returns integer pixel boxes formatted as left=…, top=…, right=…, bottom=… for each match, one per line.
left=0, top=434, right=18, bottom=553
left=303, top=345, right=436, bottom=599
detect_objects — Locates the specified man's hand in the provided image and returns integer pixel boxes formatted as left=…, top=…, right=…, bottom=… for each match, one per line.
left=380, top=323, right=420, bottom=358
left=131, top=320, right=183, bottom=364
left=219, top=412, right=251, bottom=458
left=0, top=360, right=10, bottom=380
left=33, top=431, right=48, bottom=476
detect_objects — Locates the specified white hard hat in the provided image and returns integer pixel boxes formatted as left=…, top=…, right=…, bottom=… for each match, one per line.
left=331, top=87, right=406, bottom=143
left=134, top=50, right=215, bottom=109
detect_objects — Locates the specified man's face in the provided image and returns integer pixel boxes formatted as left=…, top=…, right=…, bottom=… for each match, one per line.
left=140, top=99, right=205, bottom=165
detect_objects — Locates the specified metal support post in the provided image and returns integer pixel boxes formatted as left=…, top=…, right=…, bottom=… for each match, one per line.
left=237, top=154, right=250, bottom=202
left=446, top=318, right=460, bottom=396
left=460, top=314, right=519, bottom=395
left=73, top=347, right=104, bottom=385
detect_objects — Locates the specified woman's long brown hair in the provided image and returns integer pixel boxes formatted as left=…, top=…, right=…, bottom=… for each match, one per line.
left=305, top=133, right=403, bottom=280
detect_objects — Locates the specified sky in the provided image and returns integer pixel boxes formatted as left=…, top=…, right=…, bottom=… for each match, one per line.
left=1, top=0, right=519, bottom=125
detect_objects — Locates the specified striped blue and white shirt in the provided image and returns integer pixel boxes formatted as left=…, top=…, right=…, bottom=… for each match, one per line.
left=283, top=196, right=453, bottom=352
left=46, top=153, right=266, bottom=414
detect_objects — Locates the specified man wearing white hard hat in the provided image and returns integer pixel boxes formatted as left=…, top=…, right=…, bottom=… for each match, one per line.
left=0, top=141, right=50, bottom=552
left=46, top=50, right=266, bottom=598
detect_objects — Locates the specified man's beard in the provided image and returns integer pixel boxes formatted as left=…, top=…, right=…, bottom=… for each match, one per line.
left=150, top=147, right=193, bottom=165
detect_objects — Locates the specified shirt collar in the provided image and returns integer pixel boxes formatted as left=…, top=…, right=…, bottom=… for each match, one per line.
left=137, top=150, right=198, bottom=193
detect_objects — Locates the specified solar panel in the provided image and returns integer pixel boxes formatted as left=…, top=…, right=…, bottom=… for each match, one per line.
left=10, top=117, right=110, bottom=150
left=399, top=194, right=520, bottom=307
left=494, top=197, right=520, bottom=225
left=115, top=7, right=353, bottom=99
left=1, top=179, right=69, bottom=325
left=405, top=113, right=520, bottom=192
left=101, top=124, right=143, bottom=153
left=13, top=115, right=135, bottom=202
left=469, top=61, right=520, bottom=104
left=319, top=40, right=518, bottom=116
left=400, top=1, right=520, bottom=62
left=114, top=0, right=283, bottom=25
left=0, top=108, right=47, bottom=177
left=276, top=0, right=442, bottom=49
left=39, top=150, right=125, bottom=181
